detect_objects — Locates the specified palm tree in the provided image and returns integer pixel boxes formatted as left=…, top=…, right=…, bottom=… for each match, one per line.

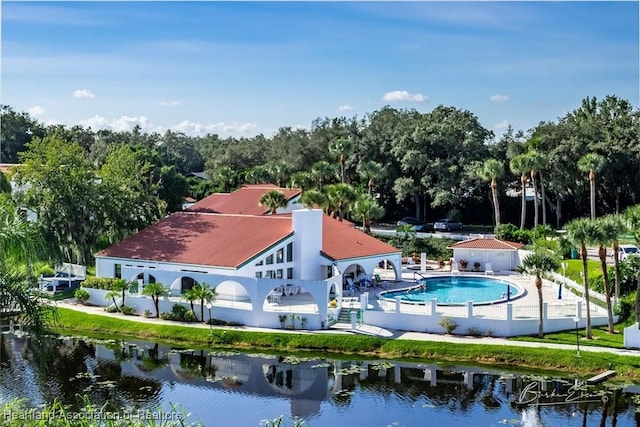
left=182, top=288, right=198, bottom=320
left=510, top=154, right=531, bottom=229
left=0, top=197, right=54, bottom=337
left=288, top=171, right=314, bottom=194
left=600, top=214, right=626, bottom=301
left=565, top=217, right=601, bottom=339
left=311, top=160, right=337, bottom=190
left=142, top=282, right=170, bottom=318
left=352, top=194, right=386, bottom=233
left=329, top=137, right=353, bottom=184
left=521, top=249, right=560, bottom=338
left=594, top=216, right=617, bottom=333
left=299, top=189, right=328, bottom=210
left=623, top=204, right=640, bottom=322
left=105, top=289, right=121, bottom=312
left=477, top=159, right=504, bottom=226
left=244, top=165, right=272, bottom=184
left=527, top=150, right=546, bottom=228
left=325, top=183, right=358, bottom=221
left=357, top=160, right=385, bottom=196
left=266, top=160, right=291, bottom=188
left=190, top=283, right=217, bottom=323
left=577, top=153, right=605, bottom=220
left=259, top=190, right=288, bottom=214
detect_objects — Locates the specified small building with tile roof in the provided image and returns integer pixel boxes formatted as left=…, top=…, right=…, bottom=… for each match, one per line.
left=447, top=237, right=525, bottom=272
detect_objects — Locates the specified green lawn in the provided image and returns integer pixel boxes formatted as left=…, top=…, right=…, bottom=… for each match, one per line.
left=561, top=259, right=603, bottom=284
left=509, top=325, right=625, bottom=348
left=54, top=308, right=640, bottom=380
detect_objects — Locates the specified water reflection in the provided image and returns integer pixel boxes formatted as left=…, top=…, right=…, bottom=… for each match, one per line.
left=1, top=334, right=638, bottom=426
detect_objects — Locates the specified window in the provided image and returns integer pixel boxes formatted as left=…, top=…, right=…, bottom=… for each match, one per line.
left=266, top=254, right=274, bottom=265
left=286, top=243, right=293, bottom=262
left=148, top=275, right=156, bottom=284
left=287, top=268, right=293, bottom=280
left=276, top=269, right=283, bottom=279
left=276, top=248, right=284, bottom=263
left=255, top=271, right=262, bottom=278
left=114, top=264, right=122, bottom=279
left=265, top=270, right=274, bottom=279
left=255, top=260, right=263, bottom=266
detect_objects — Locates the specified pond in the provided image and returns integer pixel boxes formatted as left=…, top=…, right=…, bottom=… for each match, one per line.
left=1, top=333, right=638, bottom=426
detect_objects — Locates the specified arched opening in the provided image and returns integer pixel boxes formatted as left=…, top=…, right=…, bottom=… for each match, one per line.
left=148, top=274, right=156, bottom=284
left=216, top=280, right=252, bottom=307
left=263, top=283, right=318, bottom=314
left=373, top=258, right=399, bottom=284
left=181, top=277, right=198, bottom=293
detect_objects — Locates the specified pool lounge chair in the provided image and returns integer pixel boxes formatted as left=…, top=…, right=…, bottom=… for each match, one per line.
left=345, top=278, right=357, bottom=296
left=485, top=263, right=494, bottom=276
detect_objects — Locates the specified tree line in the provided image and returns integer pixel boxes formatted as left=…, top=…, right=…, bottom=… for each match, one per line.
left=0, top=94, right=638, bottom=260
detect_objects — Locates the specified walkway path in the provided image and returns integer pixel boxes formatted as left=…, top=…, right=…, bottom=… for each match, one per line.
left=54, top=300, right=640, bottom=358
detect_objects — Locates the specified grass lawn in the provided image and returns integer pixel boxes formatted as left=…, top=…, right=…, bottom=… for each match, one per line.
left=509, top=325, right=626, bottom=348
left=54, top=308, right=640, bottom=381
left=561, top=259, right=603, bottom=284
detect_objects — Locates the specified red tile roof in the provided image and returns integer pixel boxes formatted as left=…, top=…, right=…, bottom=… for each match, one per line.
left=98, top=211, right=400, bottom=268
left=188, top=184, right=301, bottom=215
left=97, top=212, right=293, bottom=268
left=321, top=215, right=400, bottom=260
left=448, top=238, right=525, bottom=250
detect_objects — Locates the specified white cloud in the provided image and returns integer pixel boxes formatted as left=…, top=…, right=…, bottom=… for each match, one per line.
left=173, top=120, right=257, bottom=135
left=73, top=89, right=95, bottom=99
left=28, top=105, right=44, bottom=116
left=382, top=90, right=426, bottom=103
left=494, top=120, right=510, bottom=130
left=159, top=100, right=181, bottom=107
left=490, top=94, right=509, bottom=103
left=338, top=105, right=354, bottom=112
left=79, top=115, right=150, bottom=132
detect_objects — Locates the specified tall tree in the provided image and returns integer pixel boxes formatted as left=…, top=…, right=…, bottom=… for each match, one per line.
left=329, top=137, right=353, bottom=184
left=624, top=204, right=640, bottom=323
left=510, top=154, right=532, bottom=229
left=565, top=218, right=601, bottom=339
left=15, top=135, right=98, bottom=264
left=259, top=190, right=288, bottom=214
left=357, top=160, right=385, bottom=197
left=299, top=189, right=328, bottom=210
left=600, top=214, right=626, bottom=303
left=0, top=105, right=45, bottom=164
left=352, top=194, right=386, bottom=233
left=527, top=150, right=546, bottom=228
left=288, top=171, right=315, bottom=194
left=477, top=159, right=504, bottom=226
left=190, top=283, right=217, bottom=323
left=311, top=161, right=337, bottom=190
left=594, top=216, right=618, bottom=333
left=325, top=183, right=358, bottom=221
left=578, top=153, right=605, bottom=220
left=521, top=249, right=560, bottom=338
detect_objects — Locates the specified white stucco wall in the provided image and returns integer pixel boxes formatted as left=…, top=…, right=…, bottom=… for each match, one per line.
left=624, top=323, right=640, bottom=349
left=452, top=249, right=517, bottom=272
left=292, top=209, right=323, bottom=280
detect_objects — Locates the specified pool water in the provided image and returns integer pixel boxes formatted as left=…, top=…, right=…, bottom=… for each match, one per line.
left=382, top=276, right=522, bottom=305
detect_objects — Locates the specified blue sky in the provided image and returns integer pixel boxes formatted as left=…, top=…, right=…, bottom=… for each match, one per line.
left=2, top=1, right=638, bottom=138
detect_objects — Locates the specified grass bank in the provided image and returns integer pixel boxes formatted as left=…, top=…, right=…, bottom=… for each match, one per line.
left=55, top=308, right=640, bottom=381
left=509, top=325, right=625, bottom=348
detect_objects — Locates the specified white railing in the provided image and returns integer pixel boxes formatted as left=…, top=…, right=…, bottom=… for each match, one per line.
left=473, top=304, right=507, bottom=319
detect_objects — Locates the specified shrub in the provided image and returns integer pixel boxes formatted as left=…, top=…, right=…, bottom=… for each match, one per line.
left=143, top=309, right=152, bottom=318
left=439, top=316, right=458, bottom=334
left=458, top=259, right=468, bottom=271
left=329, top=299, right=338, bottom=308
left=120, top=305, right=136, bottom=315
left=83, top=277, right=127, bottom=291
left=614, top=292, right=637, bottom=322
left=74, top=288, right=90, bottom=304
left=105, top=305, right=119, bottom=313
left=494, top=223, right=532, bottom=244
left=35, top=264, right=56, bottom=277
left=160, top=304, right=196, bottom=322
left=466, top=327, right=482, bottom=337
left=207, top=318, right=243, bottom=326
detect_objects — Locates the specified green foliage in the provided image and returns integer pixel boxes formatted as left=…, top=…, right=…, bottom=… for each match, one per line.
left=207, top=318, right=243, bottom=326
left=494, top=223, right=532, bottom=244
left=160, top=304, right=197, bottom=322
left=438, top=316, right=458, bottom=334
left=74, top=288, right=90, bottom=304
left=120, top=305, right=136, bottom=315
left=83, top=277, right=127, bottom=291
left=0, top=394, right=200, bottom=427
left=614, top=292, right=637, bottom=322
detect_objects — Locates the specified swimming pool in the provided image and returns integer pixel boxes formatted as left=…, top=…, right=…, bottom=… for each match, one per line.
left=380, top=276, right=523, bottom=306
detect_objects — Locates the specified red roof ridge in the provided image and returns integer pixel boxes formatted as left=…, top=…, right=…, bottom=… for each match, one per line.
left=448, top=237, right=525, bottom=250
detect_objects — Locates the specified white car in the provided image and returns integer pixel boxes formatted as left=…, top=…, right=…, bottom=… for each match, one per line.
left=618, top=244, right=639, bottom=261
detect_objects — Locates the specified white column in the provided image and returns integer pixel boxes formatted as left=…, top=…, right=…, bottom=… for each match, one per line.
left=467, top=301, right=474, bottom=318
left=351, top=311, right=357, bottom=330
left=421, top=252, right=427, bottom=272
left=395, top=296, right=401, bottom=313
left=430, top=298, right=437, bottom=315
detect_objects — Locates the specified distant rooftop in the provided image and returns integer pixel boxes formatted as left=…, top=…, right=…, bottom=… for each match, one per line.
left=188, top=184, right=301, bottom=215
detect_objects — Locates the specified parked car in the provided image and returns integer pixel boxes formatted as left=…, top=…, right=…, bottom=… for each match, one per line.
left=433, top=219, right=463, bottom=232
left=40, top=272, right=83, bottom=292
left=397, top=217, right=424, bottom=226
left=618, top=244, right=639, bottom=261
